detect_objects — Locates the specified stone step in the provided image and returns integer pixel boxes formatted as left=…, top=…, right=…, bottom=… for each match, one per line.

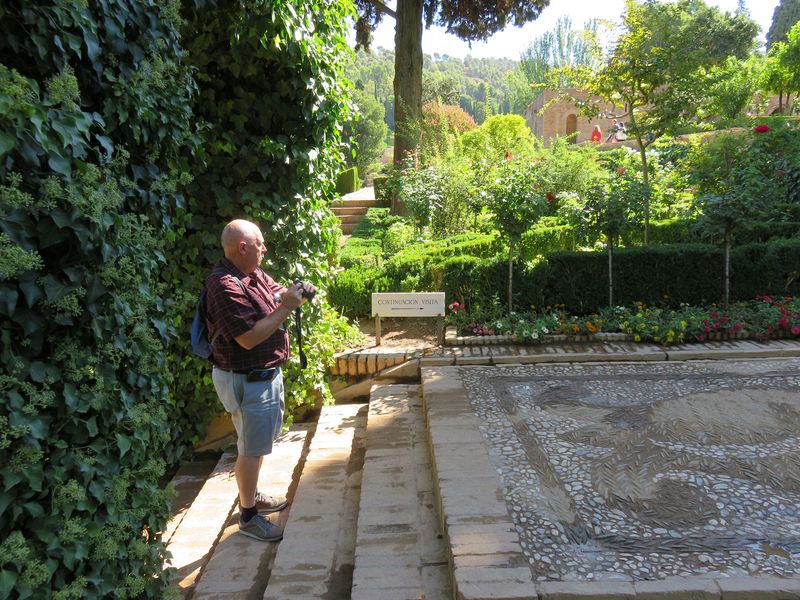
left=352, top=384, right=452, bottom=600
left=190, top=426, right=311, bottom=598
left=336, top=213, right=365, bottom=224
left=331, top=205, right=368, bottom=216
left=340, top=222, right=360, bottom=235
left=164, top=452, right=239, bottom=595
left=164, top=426, right=310, bottom=598
left=264, top=403, right=367, bottom=599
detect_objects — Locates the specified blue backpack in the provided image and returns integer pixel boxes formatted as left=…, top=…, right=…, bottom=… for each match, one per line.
left=191, top=268, right=244, bottom=358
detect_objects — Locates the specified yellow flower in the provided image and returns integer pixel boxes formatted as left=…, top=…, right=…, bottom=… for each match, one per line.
left=634, top=335, right=641, bottom=342
left=680, top=321, right=687, bottom=329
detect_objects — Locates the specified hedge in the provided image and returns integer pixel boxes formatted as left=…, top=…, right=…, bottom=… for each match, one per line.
left=331, top=238, right=800, bottom=316
left=335, top=166, right=361, bottom=194
left=339, top=208, right=405, bottom=269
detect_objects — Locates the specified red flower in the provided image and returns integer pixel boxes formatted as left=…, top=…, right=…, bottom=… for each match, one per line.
left=792, top=325, right=800, bottom=335
left=754, top=124, right=770, bottom=134
left=505, top=152, right=513, bottom=160
left=617, top=167, right=626, bottom=175
left=546, top=193, right=555, bottom=202
left=776, top=169, right=786, bottom=179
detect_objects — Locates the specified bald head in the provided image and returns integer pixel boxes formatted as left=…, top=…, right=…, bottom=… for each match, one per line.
left=221, top=219, right=266, bottom=273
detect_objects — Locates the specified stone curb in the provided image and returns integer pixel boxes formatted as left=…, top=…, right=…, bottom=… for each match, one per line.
left=330, top=340, right=800, bottom=383
left=421, top=366, right=538, bottom=600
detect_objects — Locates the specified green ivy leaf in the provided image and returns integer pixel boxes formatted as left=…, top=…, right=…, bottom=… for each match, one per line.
left=0, top=570, right=18, bottom=597
left=0, top=131, right=15, bottom=156
left=117, top=434, right=132, bottom=457
left=47, top=154, right=71, bottom=177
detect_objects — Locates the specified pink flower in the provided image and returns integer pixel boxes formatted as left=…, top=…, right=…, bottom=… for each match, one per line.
left=754, top=124, right=770, bottom=134
left=617, top=168, right=626, bottom=175
left=697, top=334, right=705, bottom=342
left=704, top=327, right=712, bottom=333
left=733, top=322, right=744, bottom=332
left=792, top=325, right=800, bottom=335
left=776, top=169, right=786, bottom=179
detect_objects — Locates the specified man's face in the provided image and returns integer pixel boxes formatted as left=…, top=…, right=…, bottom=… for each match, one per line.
left=242, top=228, right=266, bottom=273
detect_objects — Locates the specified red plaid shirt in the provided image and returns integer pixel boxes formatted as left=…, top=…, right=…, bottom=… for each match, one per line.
left=205, top=258, right=289, bottom=371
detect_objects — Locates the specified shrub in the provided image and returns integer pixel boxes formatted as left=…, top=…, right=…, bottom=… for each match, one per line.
left=336, top=166, right=361, bottom=194
left=328, top=268, right=389, bottom=316
left=339, top=208, right=405, bottom=269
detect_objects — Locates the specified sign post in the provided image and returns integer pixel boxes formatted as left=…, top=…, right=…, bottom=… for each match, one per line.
left=371, top=292, right=446, bottom=346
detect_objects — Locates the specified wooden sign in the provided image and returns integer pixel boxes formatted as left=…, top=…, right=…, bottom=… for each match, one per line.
left=371, top=292, right=446, bottom=317
left=371, top=292, right=446, bottom=345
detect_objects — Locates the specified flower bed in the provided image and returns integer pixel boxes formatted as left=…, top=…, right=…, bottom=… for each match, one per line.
left=445, top=296, right=800, bottom=346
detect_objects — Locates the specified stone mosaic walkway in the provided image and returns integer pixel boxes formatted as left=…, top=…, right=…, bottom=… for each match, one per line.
left=455, top=358, right=800, bottom=584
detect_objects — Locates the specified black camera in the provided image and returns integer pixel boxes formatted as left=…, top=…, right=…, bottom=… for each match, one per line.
left=294, top=278, right=316, bottom=300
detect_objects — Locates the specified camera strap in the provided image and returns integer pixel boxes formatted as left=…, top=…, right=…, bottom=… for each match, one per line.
left=294, top=307, right=307, bottom=369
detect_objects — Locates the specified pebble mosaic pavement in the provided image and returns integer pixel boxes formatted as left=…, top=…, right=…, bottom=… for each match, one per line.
left=460, top=358, right=800, bottom=583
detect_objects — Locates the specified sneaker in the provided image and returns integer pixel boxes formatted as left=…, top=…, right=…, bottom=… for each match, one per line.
left=238, top=513, right=284, bottom=542
left=255, top=491, right=289, bottom=514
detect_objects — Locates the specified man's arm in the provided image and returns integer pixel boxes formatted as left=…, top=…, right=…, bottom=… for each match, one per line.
left=234, top=282, right=307, bottom=350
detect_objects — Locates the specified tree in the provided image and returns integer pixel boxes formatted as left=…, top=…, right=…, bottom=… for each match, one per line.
left=572, top=172, right=643, bottom=307
left=551, top=0, right=758, bottom=244
left=767, top=0, right=800, bottom=49
left=354, top=0, right=549, bottom=167
left=689, top=127, right=776, bottom=306
left=344, top=87, right=389, bottom=177
left=507, top=17, right=598, bottom=114
left=765, top=21, right=800, bottom=114
left=483, top=159, right=549, bottom=312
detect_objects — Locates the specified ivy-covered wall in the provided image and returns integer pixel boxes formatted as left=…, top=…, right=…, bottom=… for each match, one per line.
left=0, top=0, right=357, bottom=597
left=168, top=0, right=360, bottom=443
left=0, top=1, right=194, bottom=597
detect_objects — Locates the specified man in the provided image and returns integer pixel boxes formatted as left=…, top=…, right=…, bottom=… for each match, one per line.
left=204, top=219, right=314, bottom=541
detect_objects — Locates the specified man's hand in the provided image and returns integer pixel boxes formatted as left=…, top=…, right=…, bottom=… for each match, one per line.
left=281, top=282, right=307, bottom=311
left=234, top=282, right=309, bottom=350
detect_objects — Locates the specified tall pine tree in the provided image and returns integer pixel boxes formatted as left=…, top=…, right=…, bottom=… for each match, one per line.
left=767, top=0, right=800, bottom=49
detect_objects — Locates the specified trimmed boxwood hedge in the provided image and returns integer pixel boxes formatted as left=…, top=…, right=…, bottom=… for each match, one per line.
left=332, top=238, right=800, bottom=316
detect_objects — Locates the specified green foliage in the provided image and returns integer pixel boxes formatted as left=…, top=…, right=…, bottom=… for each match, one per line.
left=343, top=87, right=388, bottom=177
left=336, top=167, right=361, bottom=194
left=0, top=1, right=194, bottom=596
left=526, top=239, right=800, bottom=314
left=419, top=101, right=477, bottom=164
left=460, top=114, right=534, bottom=163
left=328, top=267, right=389, bottom=316
left=171, top=0, right=359, bottom=441
left=339, top=208, right=404, bottom=269
left=506, top=16, right=599, bottom=113
left=767, top=0, right=800, bottom=49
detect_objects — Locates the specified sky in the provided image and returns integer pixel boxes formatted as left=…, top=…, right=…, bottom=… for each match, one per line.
left=362, top=0, right=780, bottom=60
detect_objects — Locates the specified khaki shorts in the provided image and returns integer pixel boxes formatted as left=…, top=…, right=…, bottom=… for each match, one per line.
left=212, top=367, right=284, bottom=456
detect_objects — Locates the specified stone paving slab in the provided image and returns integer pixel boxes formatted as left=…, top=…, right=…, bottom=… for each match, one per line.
left=264, top=404, right=365, bottom=600
left=190, top=427, right=310, bottom=599
left=421, top=359, right=800, bottom=599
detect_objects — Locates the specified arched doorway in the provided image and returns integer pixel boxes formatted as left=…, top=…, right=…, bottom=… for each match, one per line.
left=566, top=114, right=578, bottom=143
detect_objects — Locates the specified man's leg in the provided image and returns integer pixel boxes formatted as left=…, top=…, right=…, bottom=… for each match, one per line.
left=236, top=454, right=261, bottom=508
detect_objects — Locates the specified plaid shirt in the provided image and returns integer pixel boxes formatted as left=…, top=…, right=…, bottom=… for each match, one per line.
left=205, top=258, right=289, bottom=371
